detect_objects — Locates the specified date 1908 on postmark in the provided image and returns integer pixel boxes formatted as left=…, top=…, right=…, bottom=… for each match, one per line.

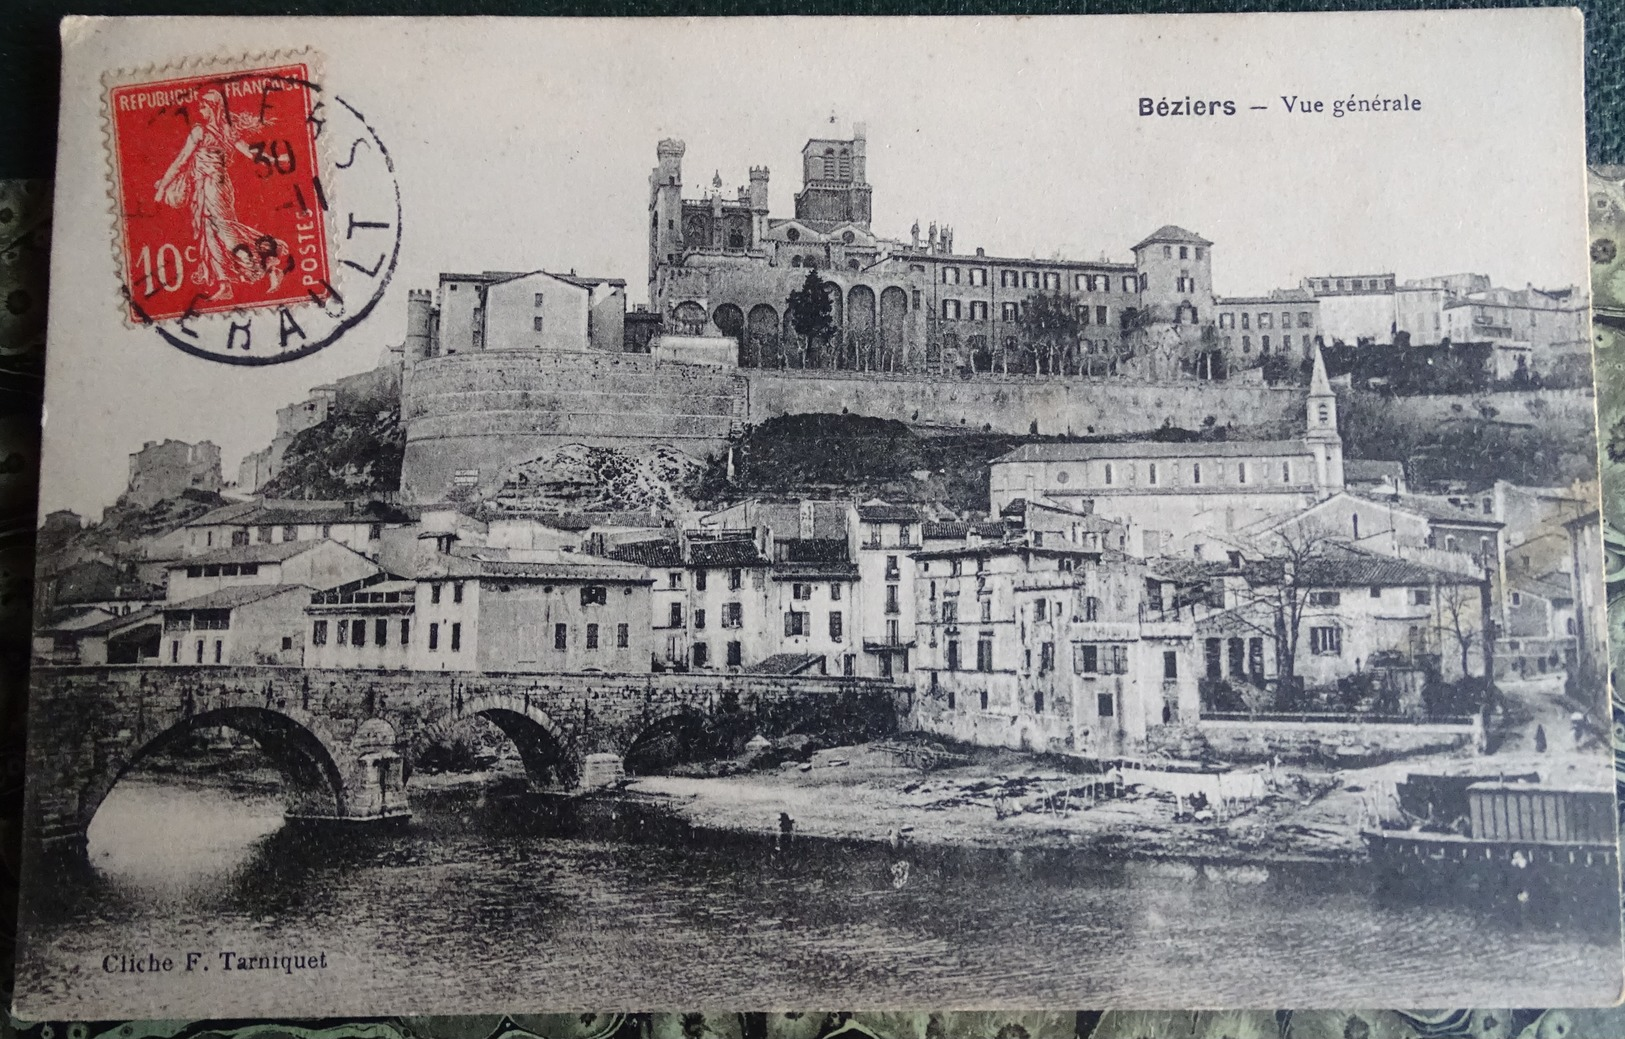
left=104, top=58, right=400, bottom=364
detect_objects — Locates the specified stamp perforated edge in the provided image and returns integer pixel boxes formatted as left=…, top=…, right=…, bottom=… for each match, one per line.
left=98, top=48, right=335, bottom=330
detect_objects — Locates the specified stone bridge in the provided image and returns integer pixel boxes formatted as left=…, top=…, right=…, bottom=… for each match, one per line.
left=25, top=666, right=900, bottom=855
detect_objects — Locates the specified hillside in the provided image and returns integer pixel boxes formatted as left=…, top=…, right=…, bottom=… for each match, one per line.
left=259, top=404, right=405, bottom=500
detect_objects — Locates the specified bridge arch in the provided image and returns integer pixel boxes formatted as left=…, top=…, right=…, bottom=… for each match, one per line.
left=82, top=705, right=352, bottom=838
left=455, top=690, right=581, bottom=788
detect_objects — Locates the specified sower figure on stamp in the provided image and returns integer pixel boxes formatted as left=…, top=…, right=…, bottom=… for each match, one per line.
left=153, top=88, right=288, bottom=301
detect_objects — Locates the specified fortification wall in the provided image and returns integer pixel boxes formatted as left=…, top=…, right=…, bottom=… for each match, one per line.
left=744, top=369, right=1303, bottom=438
left=401, top=352, right=749, bottom=501
left=400, top=353, right=1317, bottom=502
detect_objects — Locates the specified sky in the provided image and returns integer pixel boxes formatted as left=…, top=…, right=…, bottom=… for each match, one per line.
left=42, top=11, right=1589, bottom=517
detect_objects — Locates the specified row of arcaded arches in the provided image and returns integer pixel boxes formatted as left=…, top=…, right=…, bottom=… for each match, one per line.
left=678, top=285, right=912, bottom=370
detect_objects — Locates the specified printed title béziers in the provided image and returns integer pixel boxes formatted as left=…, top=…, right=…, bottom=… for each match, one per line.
left=102, top=950, right=330, bottom=975
left=1139, top=94, right=1423, bottom=117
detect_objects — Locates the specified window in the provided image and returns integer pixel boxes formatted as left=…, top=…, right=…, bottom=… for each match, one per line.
left=1124, top=276, right=1137, bottom=293
left=375, top=618, right=388, bottom=647
left=1163, top=650, right=1178, bottom=680
left=1097, top=692, right=1115, bottom=718
left=431, top=583, right=442, bottom=605
left=1022, top=271, right=1039, bottom=289
left=942, top=266, right=961, bottom=284
left=695, top=570, right=708, bottom=591
left=831, top=583, right=843, bottom=601
left=1310, top=626, right=1342, bottom=655
left=728, top=568, right=742, bottom=591
left=829, top=611, right=844, bottom=640
left=1148, top=462, right=1159, bottom=485
left=1104, top=463, right=1114, bottom=485
left=969, top=268, right=987, bottom=286
left=980, top=689, right=990, bottom=710
left=976, top=637, right=993, bottom=672
left=726, top=640, right=742, bottom=666
left=1001, top=269, right=1018, bottom=288
left=281, top=636, right=293, bottom=651
left=1241, top=334, right=1251, bottom=353
left=1043, top=272, right=1060, bottom=291
left=452, top=582, right=464, bottom=604
left=969, top=300, right=988, bottom=321
left=1412, top=588, right=1432, bottom=606
left=1308, top=591, right=1340, bottom=606
left=1084, top=596, right=1100, bottom=622
left=533, top=315, right=545, bottom=332
left=1000, top=301, right=1020, bottom=321
left=942, top=600, right=958, bottom=625
left=1162, top=245, right=1172, bottom=258
left=1035, top=599, right=1048, bottom=621
left=369, top=523, right=383, bottom=541
left=1481, top=498, right=1493, bottom=516
left=669, top=602, right=684, bottom=627
left=979, top=599, right=992, bottom=623
left=1076, top=643, right=1098, bottom=673
left=1249, top=638, right=1265, bottom=677
left=1192, top=463, right=1202, bottom=484
left=586, top=623, right=599, bottom=649
left=723, top=602, right=742, bottom=628
left=1260, top=335, right=1269, bottom=352
left=1034, top=689, right=1045, bottom=713
left=581, top=585, right=608, bottom=606
left=1282, top=461, right=1291, bottom=482
left=1094, top=305, right=1107, bottom=325
left=1040, top=641, right=1054, bottom=673
left=694, top=608, right=706, bottom=630
left=692, top=642, right=708, bottom=667
left=1241, top=313, right=1251, bottom=330
left=428, top=622, right=439, bottom=651
left=312, top=620, right=329, bottom=645
left=555, top=623, right=568, bottom=650
left=941, top=299, right=961, bottom=320
left=213, top=640, right=222, bottom=663
left=785, top=611, right=809, bottom=636
left=1279, top=335, right=1289, bottom=352
left=1299, top=311, right=1312, bottom=328
left=1445, top=535, right=1458, bottom=552
left=258, top=524, right=273, bottom=543
left=885, top=584, right=900, bottom=614
left=668, top=571, right=684, bottom=590
left=450, top=623, right=461, bottom=651
left=947, top=639, right=961, bottom=670
left=282, top=525, right=298, bottom=542
left=617, top=623, right=629, bottom=648
left=401, top=619, right=410, bottom=646
left=793, top=583, right=812, bottom=601
left=1238, top=462, right=1248, bottom=484
left=1318, top=403, right=1330, bottom=425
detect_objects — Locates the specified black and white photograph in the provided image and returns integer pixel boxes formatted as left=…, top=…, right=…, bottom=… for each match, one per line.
left=15, top=10, right=1623, bottom=1018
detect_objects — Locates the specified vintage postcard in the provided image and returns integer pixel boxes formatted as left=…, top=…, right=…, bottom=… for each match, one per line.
left=15, top=10, right=1620, bottom=1018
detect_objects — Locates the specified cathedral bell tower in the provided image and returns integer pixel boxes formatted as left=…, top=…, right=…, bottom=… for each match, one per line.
left=1305, top=345, right=1345, bottom=498
left=649, top=139, right=686, bottom=301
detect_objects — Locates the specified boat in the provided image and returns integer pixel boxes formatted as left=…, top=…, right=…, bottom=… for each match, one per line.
left=1361, top=777, right=1620, bottom=913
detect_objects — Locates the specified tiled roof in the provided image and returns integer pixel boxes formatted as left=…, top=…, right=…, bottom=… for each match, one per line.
left=688, top=539, right=768, bottom=567
left=855, top=503, right=923, bottom=523
left=922, top=521, right=971, bottom=540
left=475, top=559, right=652, bottom=583
left=607, top=539, right=683, bottom=568
left=743, top=653, right=826, bottom=676
left=1147, top=557, right=1230, bottom=583
left=166, top=584, right=314, bottom=611
left=169, top=540, right=327, bottom=567
left=77, top=606, right=166, bottom=637
left=1381, top=493, right=1504, bottom=528
left=1132, top=225, right=1212, bottom=250
left=776, top=538, right=850, bottom=564
left=1344, top=460, right=1405, bottom=483
left=187, top=499, right=411, bottom=528
left=1241, top=553, right=1480, bottom=589
left=771, top=561, right=860, bottom=579
left=992, top=440, right=1308, bottom=464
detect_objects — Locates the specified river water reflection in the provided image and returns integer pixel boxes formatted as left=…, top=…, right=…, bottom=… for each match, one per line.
left=18, top=773, right=1623, bottom=1017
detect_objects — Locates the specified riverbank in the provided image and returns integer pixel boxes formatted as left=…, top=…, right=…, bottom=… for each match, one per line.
left=616, top=737, right=1608, bottom=865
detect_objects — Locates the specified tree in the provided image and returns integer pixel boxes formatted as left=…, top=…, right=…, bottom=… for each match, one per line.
left=1017, top=291, right=1082, bottom=375
left=1224, top=522, right=1343, bottom=706
left=1435, top=578, right=1491, bottom=683
left=785, top=271, right=838, bottom=369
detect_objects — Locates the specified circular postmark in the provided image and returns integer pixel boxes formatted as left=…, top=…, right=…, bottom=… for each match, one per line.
left=106, top=61, right=401, bottom=364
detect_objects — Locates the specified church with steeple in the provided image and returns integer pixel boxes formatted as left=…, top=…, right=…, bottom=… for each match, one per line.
left=986, top=347, right=1346, bottom=558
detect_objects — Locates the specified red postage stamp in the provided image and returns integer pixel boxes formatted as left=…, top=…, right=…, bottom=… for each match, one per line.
left=107, top=62, right=331, bottom=323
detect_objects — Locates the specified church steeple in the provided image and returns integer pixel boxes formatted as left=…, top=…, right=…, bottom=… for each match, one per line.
left=1305, top=345, right=1344, bottom=497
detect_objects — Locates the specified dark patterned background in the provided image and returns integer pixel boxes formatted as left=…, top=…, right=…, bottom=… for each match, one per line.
left=4, top=3, right=1625, bottom=1036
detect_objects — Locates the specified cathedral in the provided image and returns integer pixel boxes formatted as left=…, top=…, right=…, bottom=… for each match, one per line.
left=647, top=126, right=1326, bottom=379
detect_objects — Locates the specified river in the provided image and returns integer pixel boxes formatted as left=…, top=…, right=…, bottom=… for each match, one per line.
left=16, top=770, right=1623, bottom=1018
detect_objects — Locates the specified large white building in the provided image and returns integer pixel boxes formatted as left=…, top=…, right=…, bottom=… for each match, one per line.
left=988, top=349, right=1346, bottom=558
